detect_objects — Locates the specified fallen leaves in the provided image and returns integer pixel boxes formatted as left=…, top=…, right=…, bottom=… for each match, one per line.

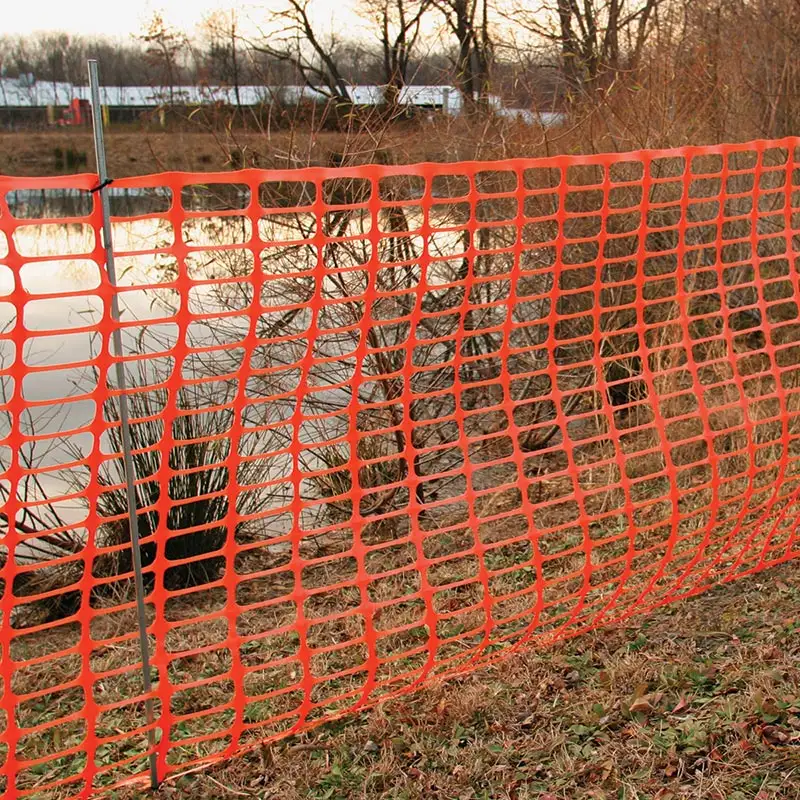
left=670, top=696, right=690, bottom=715
left=629, top=695, right=654, bottom=714
left=760, top=724, right=790, bottom=746
left=628, top=683, right=664, bottom=717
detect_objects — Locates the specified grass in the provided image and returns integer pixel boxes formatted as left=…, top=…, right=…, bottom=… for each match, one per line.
left=0, top=112, right=620, bottom=178
left=0, top=118, right=566, bottom=178
left=102, top=558, right=800, bottom=800
left=11, top=553, right=800, bottom=800
left=0, top=125, right=452, bottom=178
left=0, top=128, right=276, bottom=177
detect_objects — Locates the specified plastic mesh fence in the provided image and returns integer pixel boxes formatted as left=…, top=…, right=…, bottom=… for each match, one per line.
left=2, top=138, right=800, bottom=797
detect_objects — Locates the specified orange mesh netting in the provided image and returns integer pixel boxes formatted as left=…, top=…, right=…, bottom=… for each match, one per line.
left=2, top=138, right=800, bottom=797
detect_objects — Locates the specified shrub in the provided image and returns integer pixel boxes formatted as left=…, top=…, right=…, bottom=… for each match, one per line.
left=94, top=377, right=273, bottom=592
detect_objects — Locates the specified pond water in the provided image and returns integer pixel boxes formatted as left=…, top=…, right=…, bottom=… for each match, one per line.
left=1, top=191, right=506, bottom=557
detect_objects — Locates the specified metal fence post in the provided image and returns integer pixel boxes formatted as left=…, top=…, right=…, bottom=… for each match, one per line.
left=87, top=58, right=160, bottom=790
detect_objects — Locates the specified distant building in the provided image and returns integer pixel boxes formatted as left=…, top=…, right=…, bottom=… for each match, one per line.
left=0, top=76, right=565, bottom=128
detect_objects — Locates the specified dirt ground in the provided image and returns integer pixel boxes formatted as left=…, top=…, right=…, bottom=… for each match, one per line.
left=112, top=560, right=800, bottom=800
left=0, top=127, right=429, bottom=177
left=0, top=118, right=562, bottom=178
left=0, top=129, right=309, bottom=177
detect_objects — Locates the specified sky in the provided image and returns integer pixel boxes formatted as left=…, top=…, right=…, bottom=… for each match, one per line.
left=3, top=0, right=354, bottom=39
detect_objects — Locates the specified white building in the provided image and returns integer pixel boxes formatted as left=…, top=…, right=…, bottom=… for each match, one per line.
left=0, top=76, right=565, bottom=126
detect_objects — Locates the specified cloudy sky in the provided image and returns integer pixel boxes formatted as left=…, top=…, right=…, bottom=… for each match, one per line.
left=3, top=0, right=351, bottom=38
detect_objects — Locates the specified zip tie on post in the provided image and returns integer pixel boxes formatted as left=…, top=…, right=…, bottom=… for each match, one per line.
left=90, top=177, right=114, bottom=194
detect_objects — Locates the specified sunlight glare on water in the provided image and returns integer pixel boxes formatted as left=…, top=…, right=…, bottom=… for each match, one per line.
left=1, top=200, right=467, bottom=545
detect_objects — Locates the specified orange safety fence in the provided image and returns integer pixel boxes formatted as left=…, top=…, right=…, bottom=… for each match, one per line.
left=2, top=137, right=800, bottom=797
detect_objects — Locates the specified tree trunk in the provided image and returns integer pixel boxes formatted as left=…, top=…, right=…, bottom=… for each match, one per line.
left=557, top=0, right=581, bottom=92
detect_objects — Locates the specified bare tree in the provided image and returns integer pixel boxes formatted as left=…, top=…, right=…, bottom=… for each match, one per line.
left=434, top=0, right=494, bottom=105
left=513, top=0, right=665, bottom=97
left=251, top=0, right=352, bottom=102
left=140, top=13, right=187, bottom=103
left=203, top=10, right=245, bottom=109
left=361, top=0, right=434, bottom=106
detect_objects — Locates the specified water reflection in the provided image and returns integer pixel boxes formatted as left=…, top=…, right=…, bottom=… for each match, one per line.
left=0, top=193, right=496, bottom=557
left=6, top=187, right=172, bottom=219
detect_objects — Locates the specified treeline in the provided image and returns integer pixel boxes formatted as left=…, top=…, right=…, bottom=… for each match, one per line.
left=0, top=33, right=152, bottom=87
left=0, top=15, right=553, bottom=104
left=0, top=1, right=642, bottom=108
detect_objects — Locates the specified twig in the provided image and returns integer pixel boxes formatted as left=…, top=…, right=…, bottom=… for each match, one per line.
left=204, top=774, right=254, bottom=797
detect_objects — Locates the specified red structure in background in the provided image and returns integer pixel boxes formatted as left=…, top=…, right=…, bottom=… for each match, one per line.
left=57, top=97, right=91, bottom=126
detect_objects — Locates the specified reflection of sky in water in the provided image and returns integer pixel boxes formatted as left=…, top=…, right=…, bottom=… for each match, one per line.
left=1, top=218, right=179, bottom=535
left=1, top=203, right=469, bottom=548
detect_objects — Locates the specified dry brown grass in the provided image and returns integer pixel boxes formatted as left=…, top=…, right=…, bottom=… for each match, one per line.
left=0, top=129, right=331, bottom=177
left=0, top=120, right=526, bottom=178
left=102, top=558, right=800, bottom=800
left=0, top=107, right=740, bottom=180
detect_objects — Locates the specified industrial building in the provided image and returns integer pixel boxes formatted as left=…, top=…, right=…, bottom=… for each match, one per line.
left=0, top=76, right=565, bottom=127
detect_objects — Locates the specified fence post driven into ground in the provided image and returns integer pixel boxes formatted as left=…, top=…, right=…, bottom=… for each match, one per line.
left=87, top=59, right=160, bottom=790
